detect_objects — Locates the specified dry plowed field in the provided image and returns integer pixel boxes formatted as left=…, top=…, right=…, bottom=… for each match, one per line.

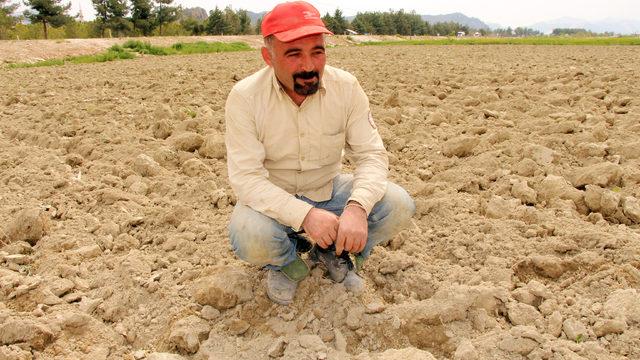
left=1, top=43, right=639, bottom=359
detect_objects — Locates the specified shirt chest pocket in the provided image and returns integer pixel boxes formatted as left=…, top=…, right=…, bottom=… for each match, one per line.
left=308, top=131, right=345, bottom=166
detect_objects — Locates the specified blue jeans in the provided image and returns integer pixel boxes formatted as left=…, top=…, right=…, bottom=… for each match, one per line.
left=228, top=174, right=416, bottom=270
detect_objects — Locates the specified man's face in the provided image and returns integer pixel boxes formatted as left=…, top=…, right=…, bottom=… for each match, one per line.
left=262, top=34, right=327, bottom=97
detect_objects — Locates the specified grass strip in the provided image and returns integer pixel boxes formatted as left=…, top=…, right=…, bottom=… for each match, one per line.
left=8, top=40, right=253, bottom=68
left=170, top=41, right=253, bottom=54
left=360, top=36, right=640, bottom=46
left=8, top=47, right=134, bottom=68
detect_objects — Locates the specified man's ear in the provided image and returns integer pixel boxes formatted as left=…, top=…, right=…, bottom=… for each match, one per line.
left=261, top=47, right=272, bottom=66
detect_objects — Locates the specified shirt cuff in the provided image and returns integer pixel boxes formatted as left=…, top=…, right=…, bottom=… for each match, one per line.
left=284, top=199, right=314, bottom=232
left=348, top=188, right=377, bottom=216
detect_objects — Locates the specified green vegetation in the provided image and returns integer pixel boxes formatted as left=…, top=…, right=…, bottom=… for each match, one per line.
left=360, top=36, right=640, bottom=46
left=170, top=41, right=251, bottom=53
left=8, top=40, right=252, bottom=68
left=23, top=0, right=72, bottom=39
left=9, top=45, right=134, bottom=68
left=122, top=39, right=251, bottom=55
left=552, top=28, right=615, bottom=37
left=0, top=0, right=18, bottom=39
left=184, top=108, right=197, bottom=118
left=93, top=0, right=131, bottom=38
left=122, top=39, right=169, bottom=54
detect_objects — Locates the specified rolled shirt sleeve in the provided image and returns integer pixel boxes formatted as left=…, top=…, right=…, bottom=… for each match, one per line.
left=225, top=89, right=313, bottom=230
left=344, top=80, right=389, bottom=215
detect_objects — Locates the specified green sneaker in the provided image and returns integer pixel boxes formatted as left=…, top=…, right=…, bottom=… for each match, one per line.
left=354, top=254, right=365, bottom=273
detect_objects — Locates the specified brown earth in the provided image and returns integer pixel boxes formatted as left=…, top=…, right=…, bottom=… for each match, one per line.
left=1, top=41, right=640, bottom=360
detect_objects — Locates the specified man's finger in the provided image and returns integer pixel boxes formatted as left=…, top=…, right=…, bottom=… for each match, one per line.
left=328, top=225, right=337, bottom=242
left=316, top=237, right=328, bottom=249
left=324, top=234, right=336, bottom=246
left=344, top=234, right=355, bottom=253
left=358, top=237, right=367, bottom=253
left=335, top=230, right=345, bottom=256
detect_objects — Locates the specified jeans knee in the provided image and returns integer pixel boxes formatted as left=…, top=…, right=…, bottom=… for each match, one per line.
left=230, top=231, right=273, bottom=266
left=228, top=206, right=292, bottom=267
left=397, top=185, right=416, bottom=218
left=374, top=182, right=415, bottom=225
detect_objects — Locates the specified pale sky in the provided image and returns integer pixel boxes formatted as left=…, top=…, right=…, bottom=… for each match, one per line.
left=68, top=0, right=640, bottom=28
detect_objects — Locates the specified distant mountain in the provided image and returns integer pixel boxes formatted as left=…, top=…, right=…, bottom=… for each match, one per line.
left=181, top=7, right=208, bottom=21
left=421, top=13, right=490, bottom=30
left=530, top=17, right=640, bottom=34
left=247, top=11, right=267, bottom=25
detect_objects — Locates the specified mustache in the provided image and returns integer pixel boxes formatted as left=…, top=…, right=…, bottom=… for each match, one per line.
left=293, top=71, right=319, bottom=81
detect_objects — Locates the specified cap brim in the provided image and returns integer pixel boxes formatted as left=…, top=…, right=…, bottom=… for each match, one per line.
left=273, top=25, right=333, bottom=43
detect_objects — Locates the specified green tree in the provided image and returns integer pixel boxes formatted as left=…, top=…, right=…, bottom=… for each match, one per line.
left=406, top=11, right=425, bottom=35
left=432, top=21, right=464, bottom=36
left=351, top=13, right=375, bottom=34
left=380, top=12, right=396, bottom=34
left=392, top=10, right=410, bottom=35
left=154, top=0, right=179, bottom=36
left=513, top=27, right=541, bottom=37
left=0, top=0, right=18, bottom=39
left=237, top=9, right=251, bottom=34
left=92, top=0, right=108, bottom=36
left=131, top=0, right=155, bottom=35
left=254, top=16, right=261, bottom=35
left=107, top=0, right=130, bottom=36
left=92, top=0, right=130, bottom=37
left=332, top=8, right=347, bottom=35
left=205, top=6, right=226, bottom=35
left=223, top=6, right=238, bottom=34
left=552, top=28, right=592, bottom=36
left=24, top=0, right=71, bottom=39
left=181, top=17, right=204, bottom=35
left=322, top=12, right=336, bottom=33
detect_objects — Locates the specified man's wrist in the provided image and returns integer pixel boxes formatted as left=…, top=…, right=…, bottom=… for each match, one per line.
left=344, top=201, right=367, bottom=215
left=300, top=207, right=315, bottom=229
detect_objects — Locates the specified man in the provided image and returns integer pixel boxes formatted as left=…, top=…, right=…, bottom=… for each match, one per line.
left=225, top=1, right=415, bottom=305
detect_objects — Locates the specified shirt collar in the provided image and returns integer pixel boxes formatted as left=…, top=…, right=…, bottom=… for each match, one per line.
left=269, top=67, right=326, bottom=102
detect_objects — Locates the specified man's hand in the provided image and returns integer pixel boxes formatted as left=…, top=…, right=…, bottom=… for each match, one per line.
left=335, top=202, right=368, bottom=256
left=301, top=208, right=339, bottom=249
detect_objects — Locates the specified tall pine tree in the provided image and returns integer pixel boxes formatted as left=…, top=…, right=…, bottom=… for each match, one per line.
left=154, top=0, right=178, bottom=36
left=92, top=0, right=130, bottom=37
left=131, top=0, right=155, bottom=36
left=24, top=0, right=71, bottom=39
left=205, top=6, right=225, bottom=35
left=254, top=16, right=262, bottom=35
left=332, top=9, right=347, bottom=35
left=237, top=9, right=251, bottom=35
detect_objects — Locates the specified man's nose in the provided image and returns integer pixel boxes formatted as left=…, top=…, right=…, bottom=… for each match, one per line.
left=300, top=53, right=314, bottom=72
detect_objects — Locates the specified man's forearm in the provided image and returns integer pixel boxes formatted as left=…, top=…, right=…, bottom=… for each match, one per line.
left=229, top=172, right=314, bottom=230
left=348, top=149, right=389, bottom=214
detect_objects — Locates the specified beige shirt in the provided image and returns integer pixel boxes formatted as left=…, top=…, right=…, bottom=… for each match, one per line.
left=225, top=65, right=388, bottom=231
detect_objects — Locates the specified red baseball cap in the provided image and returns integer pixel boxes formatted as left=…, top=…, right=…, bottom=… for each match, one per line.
left=261, top=1, right=333, bottom=42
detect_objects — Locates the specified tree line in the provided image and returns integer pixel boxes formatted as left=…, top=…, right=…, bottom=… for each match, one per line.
left=551, top=28, right=615, bottom=37
left=0, top=1, right=616, bottom=40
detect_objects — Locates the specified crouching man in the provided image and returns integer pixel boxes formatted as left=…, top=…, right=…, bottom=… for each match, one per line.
left=225, top=1, right=415, bottom=305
